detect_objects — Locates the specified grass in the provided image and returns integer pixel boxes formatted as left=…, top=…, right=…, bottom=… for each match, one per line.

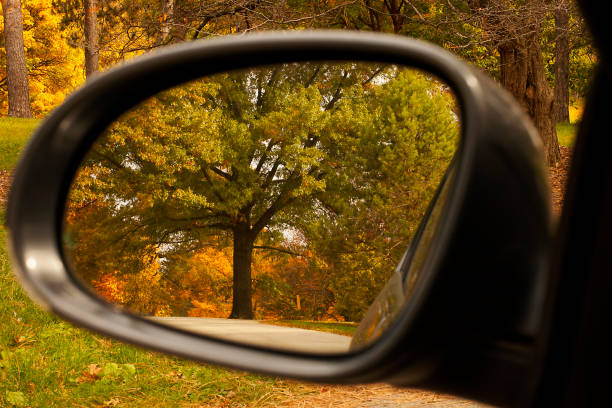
left=557, top=97, right=581, bottom=148
left=265, top=320, right=358, bottom=337
left=0, top=118, right=40, bottom=171
left=556, top=122, right=578, bottom=148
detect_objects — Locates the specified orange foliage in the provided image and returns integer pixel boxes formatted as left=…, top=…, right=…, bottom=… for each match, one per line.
left=93, top=272, right=126, bottom=304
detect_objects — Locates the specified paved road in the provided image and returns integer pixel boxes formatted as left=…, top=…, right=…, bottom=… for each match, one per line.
left=151, top=317, right=352, bottom=353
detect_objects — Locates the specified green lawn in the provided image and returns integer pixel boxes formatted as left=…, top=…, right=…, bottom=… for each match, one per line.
left=0, top=118, right=40, bottom=171
left=556, top=122, right=578, bottom=148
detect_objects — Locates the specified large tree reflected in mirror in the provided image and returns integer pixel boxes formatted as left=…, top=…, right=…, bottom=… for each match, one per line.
left=63, top=62, right=460, bottom=353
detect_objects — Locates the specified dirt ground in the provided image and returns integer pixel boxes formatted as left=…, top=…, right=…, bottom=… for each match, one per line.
left=256, top=384, right=491, bottom=408
left=0, top=169, right=11, bottom=208
left=548, top=145, right=572, bottom=216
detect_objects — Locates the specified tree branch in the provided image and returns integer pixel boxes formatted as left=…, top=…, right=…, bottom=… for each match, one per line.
left=305, top=64, right=322, bottom=87
left=363, top=66, right=385, bottom=86
left=253, top=245, right=302, bottom=257
left=325, top=70, right=349, bottom=111
left=253, top=193, right=296, bottom=234
left=261, top=156, right=283, bottom=190
left=209, top=166, right=232, bottom=180
left=92, top=150, right=130, bottom=172
left=202, top=167, right=226, bottom=203
left=254, top=139, right=277, bottom=174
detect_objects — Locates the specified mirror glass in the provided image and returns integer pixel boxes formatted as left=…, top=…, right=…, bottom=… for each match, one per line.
left=62, top=61, right=460, bottom=354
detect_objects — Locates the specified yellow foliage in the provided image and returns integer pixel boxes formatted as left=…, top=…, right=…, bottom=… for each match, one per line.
left=188, top=299, right=230, bottom=318
left=153, top=305, right=172, bottom=317
left=569, top=99, right=584, bottom=124
left=1, top=0, right=84, bottom=117
left=137, top=251, right=162, bottom=284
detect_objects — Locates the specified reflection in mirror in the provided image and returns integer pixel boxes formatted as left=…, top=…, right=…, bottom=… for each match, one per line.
left=63, top=62, right=460, bottom=354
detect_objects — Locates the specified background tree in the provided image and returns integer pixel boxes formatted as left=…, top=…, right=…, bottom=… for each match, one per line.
left=1, top=0, right=82, bottom=116
left=156, top=0, right=174, bottom=45
left=554, top=0, right=570, bottom=122
left=317, top=0, right=596, bottom=165
left=64, top=63, right=459, bottom=320
left=481, top=0, right=560, bottom=165
left=1, top=0, right=32, bottom=117
left=83, top=0, right=98, bottom=77
left=547, top=0, right=593, bottom=123
left=413, top=0, right=562, bottom=165
left=51, top=0, right=339, bottom=67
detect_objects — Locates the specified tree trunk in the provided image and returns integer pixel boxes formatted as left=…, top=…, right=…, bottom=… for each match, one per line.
left=1, top=0, right=32, bottom=117
left=229, top=226, right=255, bottom=319
left=498, top=36, right=561, bottom=166
left=554, top=0, right=570, bottom=123
left=466, top=0, right=561, bottom=166
left=84, top=0, right=99, bottom=78
left=156, top=0, right=175, bottom=45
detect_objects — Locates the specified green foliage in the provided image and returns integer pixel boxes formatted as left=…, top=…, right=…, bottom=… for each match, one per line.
left=302, top=70, right=459, bottom=320
left=97, top=362, right=137, bottom=382
left=568, top=46, right=597, bottom=98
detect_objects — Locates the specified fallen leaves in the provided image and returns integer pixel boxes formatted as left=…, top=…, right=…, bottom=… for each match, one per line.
left=4, top=390, right=27, bottom=407
left=13, top=336, right=26, bottom=345
left=193, top=383, right=492, bottom=408
left=77, top=364, right=103, bottom=384
left=103, top=397, right=121, bottom=407
left=93, top=336, right=112, bottom=349
left=75, top=363, right=137, bottom=384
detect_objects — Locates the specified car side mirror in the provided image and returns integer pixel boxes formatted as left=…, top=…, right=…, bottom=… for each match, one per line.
left=6, top=31, right=551, bottom=407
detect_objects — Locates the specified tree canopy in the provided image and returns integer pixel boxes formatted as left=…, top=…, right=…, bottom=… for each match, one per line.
left=64, top=62, right=460, bottom=321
